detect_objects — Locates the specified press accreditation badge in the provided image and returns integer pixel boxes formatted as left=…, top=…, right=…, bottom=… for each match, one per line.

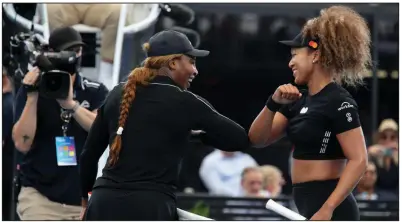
left=55, top=136, right=77, bottom=166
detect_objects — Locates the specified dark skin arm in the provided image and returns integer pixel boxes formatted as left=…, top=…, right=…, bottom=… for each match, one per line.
left=248, top=108, right=289, bottom=148
left=249, top=84, right=301, bottom=148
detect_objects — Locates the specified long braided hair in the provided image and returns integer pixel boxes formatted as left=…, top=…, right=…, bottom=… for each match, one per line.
left=108, top=43, right=183, bottom=166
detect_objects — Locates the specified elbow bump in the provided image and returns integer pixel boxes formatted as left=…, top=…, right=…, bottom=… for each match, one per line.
left=249, top=138, right=268, bottom=149
left=253, top=136, right=271, bottom=148
left=248, top=131, right=272, bottom=148
left=247, top=132, right=260, bottom=146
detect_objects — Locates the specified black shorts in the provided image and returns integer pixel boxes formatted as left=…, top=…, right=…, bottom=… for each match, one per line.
left=293, top=179, right=359, bottom=221
left=83, top=187, right=178, bottom=221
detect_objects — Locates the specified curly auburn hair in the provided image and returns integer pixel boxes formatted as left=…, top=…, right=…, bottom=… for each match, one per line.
left=302, top=5, right=372, bottom=87
left=108, top=43, right=183, bottom=166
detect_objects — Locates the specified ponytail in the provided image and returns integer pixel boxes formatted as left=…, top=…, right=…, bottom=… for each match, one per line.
left=108, top=67, right=155, bottom=166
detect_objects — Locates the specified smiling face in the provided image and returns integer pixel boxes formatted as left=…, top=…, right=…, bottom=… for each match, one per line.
left=288, top=47, right=318, bottom=85
left=169, top=55, right=198, bottom=89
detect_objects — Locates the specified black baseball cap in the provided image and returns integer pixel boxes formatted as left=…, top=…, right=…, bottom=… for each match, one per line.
left=279, top=33, right=319, bottom=50
left=146, top=30, right=209, bottom=57
left=48, top=26, right=85, bottom=51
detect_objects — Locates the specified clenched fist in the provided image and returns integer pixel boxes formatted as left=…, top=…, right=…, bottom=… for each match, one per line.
left=272, top=84, right=302, bottom=104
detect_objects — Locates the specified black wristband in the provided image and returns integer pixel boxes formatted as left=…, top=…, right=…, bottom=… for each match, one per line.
left=23, top=83, right=38, bottom=93
left=265, top=95, right=282, bottom=112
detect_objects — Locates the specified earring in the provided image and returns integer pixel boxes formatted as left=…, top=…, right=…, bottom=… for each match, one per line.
left=313, top=60, right=316, bottom=64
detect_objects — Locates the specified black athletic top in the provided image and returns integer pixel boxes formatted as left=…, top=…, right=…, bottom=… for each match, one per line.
left=278, top=82, right=361, bottom=160
left=79, top=76, right=249, bottom=200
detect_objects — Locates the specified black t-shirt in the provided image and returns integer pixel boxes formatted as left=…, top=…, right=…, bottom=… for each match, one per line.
left=278, top=82, right=361, bottom=160
left=79, top=76, right=249, bottom=200
left=14, top=74, right=109, bottom=206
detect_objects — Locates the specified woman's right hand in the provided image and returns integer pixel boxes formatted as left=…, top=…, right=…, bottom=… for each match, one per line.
left=272, top=84, right=302, bottom=104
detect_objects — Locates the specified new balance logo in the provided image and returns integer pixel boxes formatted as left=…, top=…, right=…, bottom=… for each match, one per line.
left=320, top=131, right=331, bottom=154
left=338, top=102, right=354, bottom=111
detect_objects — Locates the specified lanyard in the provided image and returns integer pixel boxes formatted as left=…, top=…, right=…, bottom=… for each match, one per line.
left=60, top=109, right=73, bottom=137
left=60, top=90, right=77, bottom=137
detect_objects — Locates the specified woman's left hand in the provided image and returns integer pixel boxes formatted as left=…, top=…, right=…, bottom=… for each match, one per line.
left=310, top=206, right=333, bottom=221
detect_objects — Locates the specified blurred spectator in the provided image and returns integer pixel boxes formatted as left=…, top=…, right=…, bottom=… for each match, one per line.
left=367, top=119, right=399, bottom=193
left=199, top=150, right=257, bottom=196
left=223, top=167, right=273, bottom=221
left=354, top=161, right=397, bottom=201
left=259, top=165, right=285, bottom=198
left=2, top=66, right=15, bottom=220
left=239, top=167, right=265, bottom=198
left=47, top=4, right=152, bottom=89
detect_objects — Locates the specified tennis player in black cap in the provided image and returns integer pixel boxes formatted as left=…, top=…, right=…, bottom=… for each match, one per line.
left=249, top=6, right=369, bottom=220
left=79, top=30, right=249, bottom=220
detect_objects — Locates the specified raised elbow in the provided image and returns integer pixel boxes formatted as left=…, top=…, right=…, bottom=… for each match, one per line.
left=248, top=132, right=265, bottom=148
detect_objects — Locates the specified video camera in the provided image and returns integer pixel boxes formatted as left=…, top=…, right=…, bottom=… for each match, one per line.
left=8, top=31, right=79, bottom=99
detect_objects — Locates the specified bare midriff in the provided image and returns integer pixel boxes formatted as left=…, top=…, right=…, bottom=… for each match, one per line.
left=291, top=158, right=347, bottom=184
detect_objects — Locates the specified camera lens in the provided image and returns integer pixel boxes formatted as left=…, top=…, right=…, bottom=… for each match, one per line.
left=44, top=74, right=63, bottom=91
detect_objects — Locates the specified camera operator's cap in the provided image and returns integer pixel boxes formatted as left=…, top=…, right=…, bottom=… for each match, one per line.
left=378, top=119, right=398, bottom=133
left=48, top=26, right=85, bottom=51
left=279, top=33, right=319, bottom=50
left=146, top=30, right=209, bottom=57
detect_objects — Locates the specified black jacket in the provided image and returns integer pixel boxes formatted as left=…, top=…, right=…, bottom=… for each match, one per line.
left=80, top=75, right=249, bottom=199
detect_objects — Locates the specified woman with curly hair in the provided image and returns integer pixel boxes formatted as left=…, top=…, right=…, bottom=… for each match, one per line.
left=79, top=30, right=249, bottom=220
left=249, top=6, right=371, bottom=220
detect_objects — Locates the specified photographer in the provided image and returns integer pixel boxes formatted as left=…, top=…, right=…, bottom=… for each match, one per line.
left=12, top=27, right=109, bottom=220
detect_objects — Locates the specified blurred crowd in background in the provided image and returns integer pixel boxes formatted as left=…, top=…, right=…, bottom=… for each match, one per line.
left=2, top=3, right=399, bottom=221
